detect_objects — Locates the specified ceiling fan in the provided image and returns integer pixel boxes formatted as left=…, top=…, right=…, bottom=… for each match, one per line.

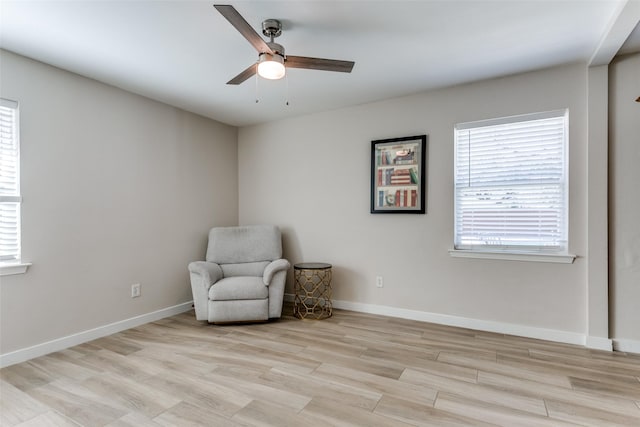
left=214, top=4, right=355, bottom=85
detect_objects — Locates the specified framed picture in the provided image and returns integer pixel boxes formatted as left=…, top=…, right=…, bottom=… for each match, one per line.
left=371, top=135, right=427, bottom=214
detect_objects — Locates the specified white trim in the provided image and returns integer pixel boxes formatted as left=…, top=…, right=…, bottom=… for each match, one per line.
left=613, top=338, right=640, bottom=355
left=285, top=294, right=585, bottom=346
left=0, top=301, right=193, bottom=368
left=0, top=262, right=31, bottom=276
left=448, top=249, right=576, bottom=264
left=455, top=109, right=568, bottom=130
left=585, top=335, right=613, bottom=351
left=589, top=0, right=640, bottom=65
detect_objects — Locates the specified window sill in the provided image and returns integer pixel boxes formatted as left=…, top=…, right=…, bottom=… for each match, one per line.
left=448, top=249, right=576, bottom=264
left=0, top=262, right=32, bottom=276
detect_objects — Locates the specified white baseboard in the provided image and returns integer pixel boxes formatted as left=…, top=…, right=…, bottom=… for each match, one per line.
left=9, top=297, right=626, bottom=368
left=585, top=335, right=613, bottom=351
left=613, top=338, right=640, bottom=354
left=285, top=294, right=586, bottom=347
left=0, top=301, right=193, bottom=368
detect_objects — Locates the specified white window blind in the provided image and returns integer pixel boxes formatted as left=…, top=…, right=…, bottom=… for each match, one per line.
left=454, top=110, right=568, bottom=253
left=0, top=98, right=21, bottom=262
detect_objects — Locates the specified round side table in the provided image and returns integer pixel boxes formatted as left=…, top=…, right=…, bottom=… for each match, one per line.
left=293, top=263, right=332, bottom=319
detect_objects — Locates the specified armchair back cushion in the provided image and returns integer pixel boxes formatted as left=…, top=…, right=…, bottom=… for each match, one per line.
left=206, top=225, right=282, bottom=264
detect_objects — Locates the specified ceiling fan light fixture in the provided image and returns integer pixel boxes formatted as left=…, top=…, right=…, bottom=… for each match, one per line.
left=257, top=53, right=285, bottom=80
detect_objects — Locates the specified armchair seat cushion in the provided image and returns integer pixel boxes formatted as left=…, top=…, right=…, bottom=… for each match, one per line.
left=208, top=276, right=269, bottom=301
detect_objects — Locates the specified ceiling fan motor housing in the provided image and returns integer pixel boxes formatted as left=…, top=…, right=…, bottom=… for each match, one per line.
left=262, top=19, right=282, bottom=38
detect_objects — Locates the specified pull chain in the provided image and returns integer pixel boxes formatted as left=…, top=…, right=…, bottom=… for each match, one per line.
left=285, top=73, right=289, bottom=106
left=254, top=62, right=259, bottom=104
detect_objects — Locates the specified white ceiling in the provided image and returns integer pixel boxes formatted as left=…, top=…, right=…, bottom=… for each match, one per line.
left=0, top=0, right=638, bottom=127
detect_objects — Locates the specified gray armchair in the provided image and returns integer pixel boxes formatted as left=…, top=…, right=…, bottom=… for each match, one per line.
left=188, top=225, right=290, bottom=323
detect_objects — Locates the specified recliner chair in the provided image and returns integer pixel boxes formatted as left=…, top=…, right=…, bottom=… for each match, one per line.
left=188, top=225, right=290, bottom=323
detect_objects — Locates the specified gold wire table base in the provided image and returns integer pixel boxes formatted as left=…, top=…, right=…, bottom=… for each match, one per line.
left=293, top=263, right=332, bottom=320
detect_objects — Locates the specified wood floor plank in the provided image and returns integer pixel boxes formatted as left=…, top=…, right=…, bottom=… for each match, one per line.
left=257, top=366, right=382, bottom=411
left=398, top=357, right=479, bottom=383
left=299, top=345, right=406, bottom=379
left=203, top=371, right=312, bottom=412
left=545, top=398, right=640, bottom=427
left=437, top=352, right=573, bottom=388
left=476, top=332, right=593, bottom=357
left=142, top=370, right=252, bottom=418
left=434, top=392, right=579, bottom=427
left=236, top=326, right=368, bottom=358
left=81, top=372, right=182, bottom=418
left=359, top=344, right=440, bottom=367
left=89, top=335, right=143, bottom=356
left=0, top=379, right=48, bottom=426
left=231, top=399, right=321, bottom=427
left=0, top=361, right=56, bottom=392
left=26, top=379, right=127, bottom=426
left=224, top=330, right=307, bottom=355
left=424, top=334, right=531, bottom=358
left=128, top=346, right=226, bottom=377
left=569, top=375, right=640, bottom=401
left=477, top=370, right=640, bottom=417
left=373, top=394, right=496, bottom=427
left=105, top=411, right=164, bottom=427
left=12, top=411, right=79, bottom=427
left=301, top=396, right=415, bottom=426
left=414, top=337, right=504, bottom=360
left=400, top=368, right=548, bottom=416
left=529, top=348, right=640, bottom=377
left=26, top=353, right=101, bottom=383
left=2, top=306, right=640, bottom=426
left=153, top=401, right=243, bottom=427
left=78, top=349, right=165, bottom=382
left=497, top=350, right=640, bottom=387
left=312, top=363, right=437, bottom=407
left=225, top=342, right=321, bottom=374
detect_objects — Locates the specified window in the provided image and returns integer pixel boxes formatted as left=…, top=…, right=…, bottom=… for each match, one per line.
left=0, top=98, right=22, bottom=263
left=453, top=110, right=570, bottom=259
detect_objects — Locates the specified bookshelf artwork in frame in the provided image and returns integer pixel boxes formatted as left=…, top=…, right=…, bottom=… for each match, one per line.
left=371, top=135, right=427, bottom=214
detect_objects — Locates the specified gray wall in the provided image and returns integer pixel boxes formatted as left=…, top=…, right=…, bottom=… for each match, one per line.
left=238, top=63, right=596, bottom=339
left=610, top=52, right=640, bottom=345
left=0, top=50, right=238, bottom=354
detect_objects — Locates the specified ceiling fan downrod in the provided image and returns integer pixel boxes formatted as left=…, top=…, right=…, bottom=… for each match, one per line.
left=262, top=19, right=285, bottom=57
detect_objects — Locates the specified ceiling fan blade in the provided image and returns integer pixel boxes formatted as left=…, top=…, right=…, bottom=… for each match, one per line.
left=214, top=4, right=273, bottom=55
left=285, top=56, right=355, bottom=73
left=227, top=63, right=256, bottom=85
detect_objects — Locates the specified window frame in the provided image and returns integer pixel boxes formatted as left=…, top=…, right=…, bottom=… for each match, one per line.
left=451, top=110, right=575, bottom=263
left=0, top=98, right=30, bottom=275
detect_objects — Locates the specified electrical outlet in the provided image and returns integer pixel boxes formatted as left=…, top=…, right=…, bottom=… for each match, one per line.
left=376, top=276, right=384, bottom=288
left=131, top=283, right=141, bottom=298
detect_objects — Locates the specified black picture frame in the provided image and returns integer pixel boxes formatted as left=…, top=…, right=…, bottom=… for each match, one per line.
left=371, top=135, right=427, bottom=214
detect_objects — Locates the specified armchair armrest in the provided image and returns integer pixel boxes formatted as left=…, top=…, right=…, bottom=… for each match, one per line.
left=188, top=261, right=223, bottom=290
left=263, top=259, right=290, bottom=285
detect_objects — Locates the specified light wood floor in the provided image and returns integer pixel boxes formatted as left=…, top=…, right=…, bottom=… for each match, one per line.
left=2, top=306, right=640, bottom=426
